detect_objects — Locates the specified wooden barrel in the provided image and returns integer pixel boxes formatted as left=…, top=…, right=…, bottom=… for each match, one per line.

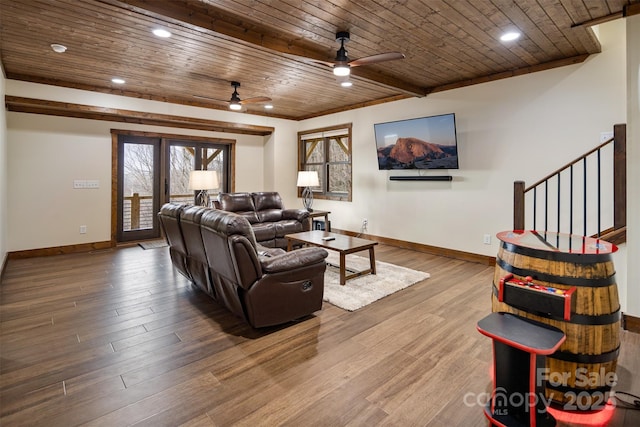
left=492, top=230, right=620, bottom=410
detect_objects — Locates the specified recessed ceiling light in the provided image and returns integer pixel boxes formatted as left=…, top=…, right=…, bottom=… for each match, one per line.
left=111, top=78, right=126, bottom=84
left=340, top=81, right=353, bottom=87
left=500, top=31, right=521, bottom=42
left=152, top=28, right=172, bottom=38
left=264, top=104, right=274, bottom=109
left=50, top=43, right=67, bottom=53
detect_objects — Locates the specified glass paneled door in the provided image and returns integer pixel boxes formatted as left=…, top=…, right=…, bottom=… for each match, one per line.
left=116, top=135, right=231, bottom=243
left=167, top=141, right=228, bottom=206
left=117, top=135, right=161, bottom=242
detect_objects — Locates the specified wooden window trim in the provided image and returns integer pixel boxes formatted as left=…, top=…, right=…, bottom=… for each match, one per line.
left=298, top=123, right=352, bottom=202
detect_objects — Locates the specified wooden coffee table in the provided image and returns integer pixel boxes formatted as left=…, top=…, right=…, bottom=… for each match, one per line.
left=285, top=230, right=378, bottom=285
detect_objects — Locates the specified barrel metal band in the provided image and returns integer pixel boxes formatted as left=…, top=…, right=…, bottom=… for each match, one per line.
left=545, top=383, right=613, bottom=396
left=550, top=346, right=620, bottom=364
left=496, top=257, right=616, bottom=287
left=491, top=284, right=621, bottom=325
left=500, top=241, right=613, bottom=264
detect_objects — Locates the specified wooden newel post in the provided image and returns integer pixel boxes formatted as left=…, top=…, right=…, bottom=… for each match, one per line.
left=131, top=193, right=140, bottom=230
left=513, top=181, right=525, bottom=231
left=613, top=123, right=626, bottom=230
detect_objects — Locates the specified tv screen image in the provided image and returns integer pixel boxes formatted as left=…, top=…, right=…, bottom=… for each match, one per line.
left=374, top=113, right=459, bottom=169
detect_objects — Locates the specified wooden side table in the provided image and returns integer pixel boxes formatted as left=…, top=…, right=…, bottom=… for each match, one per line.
left=307, top=210, right=331, bottom=231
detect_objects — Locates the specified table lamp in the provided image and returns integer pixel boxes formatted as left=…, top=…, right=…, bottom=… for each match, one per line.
left=296, top=170, right=319, bottom=211
left=188, top=170, right=219, bottom=207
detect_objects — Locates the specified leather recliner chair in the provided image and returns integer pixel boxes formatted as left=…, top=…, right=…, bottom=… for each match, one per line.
left=159, top=203, right=328, bottom=328
left=156, top=202, right=190, bottom=281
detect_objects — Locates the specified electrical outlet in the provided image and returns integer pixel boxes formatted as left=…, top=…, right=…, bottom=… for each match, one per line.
left=483, top=234, right=491, bottom=245
left=80, top=225, right=87, bottom=234
left=362, top=218, right=368, bottom=231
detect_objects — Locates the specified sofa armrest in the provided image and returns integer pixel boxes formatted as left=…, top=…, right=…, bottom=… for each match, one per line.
left=256, top=244, right=286, bottom=258
left=260, top=247, right=328, bottom=274
left=282, top=208, right=310, bottom=222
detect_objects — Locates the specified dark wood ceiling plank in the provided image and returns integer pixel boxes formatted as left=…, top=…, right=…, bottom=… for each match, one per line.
left=558, top=0, right=600, bottom=25
left=372, top=0, right=501, bottom=73
left=2, top=0, right=390, bottom=117
left=342, top=0, right=493, bottom=85
left=485, top=0, right=566, bottom=61
left=518, top=1, right=585, bottom=55
left=24, top=0, right=284, bottom=88
left=199, top=1, right=428, bottom=97
left=536, top=0, right=601, bottom=54
left=103, top=0, right=426, bottom=96
left=442, top=0, right=536, bottom=66
left=625, top=2, right=640, bottom=16
left=210, top=0, right=339, bottom=45
left=431, top=53, right=589, bottom=93
left=585, top=0, right=613, bottom=19
left=292, top=0, right=451, bottom=86
left=407, top=0, right=521, bottom=68
left=1, top=0, right=631, bottom=120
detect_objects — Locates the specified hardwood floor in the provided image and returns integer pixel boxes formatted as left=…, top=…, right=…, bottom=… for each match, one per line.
left=1, top=244, right=638, bottom=426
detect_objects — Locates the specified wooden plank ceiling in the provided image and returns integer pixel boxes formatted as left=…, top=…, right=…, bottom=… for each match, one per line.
left=1, top=0, right=637, bottom=122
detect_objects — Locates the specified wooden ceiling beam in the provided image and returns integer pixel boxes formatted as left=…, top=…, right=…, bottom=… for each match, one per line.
left=102, top=0, right=427, bottom=97
left=429, top=54, right=590, bottom=94
left=624, top=3, right=640, bottom=17
left=5, top=96, right=274, bottom=136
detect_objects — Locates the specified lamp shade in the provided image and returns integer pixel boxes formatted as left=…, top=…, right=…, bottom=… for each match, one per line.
left=296, top=171, right=319, bottom=187
left=188, top=170, right=219, bottom=190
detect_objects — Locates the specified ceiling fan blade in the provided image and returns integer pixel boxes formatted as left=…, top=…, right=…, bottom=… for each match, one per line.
left=193, top=94, right=229, bottom=103
left=314, top=59, right=340, bottom=67
left=240, top=96, right=272, bottom=105
left=349, top=52, right=405, bottom=67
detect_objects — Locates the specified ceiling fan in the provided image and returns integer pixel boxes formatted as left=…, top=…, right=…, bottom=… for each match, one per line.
left=318, top=31, right=405, bottom=77
left=194, top=81, right=272, bottom=110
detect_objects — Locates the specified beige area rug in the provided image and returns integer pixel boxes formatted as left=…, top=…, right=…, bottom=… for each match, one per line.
left=323, top=252, right=430, bottom=311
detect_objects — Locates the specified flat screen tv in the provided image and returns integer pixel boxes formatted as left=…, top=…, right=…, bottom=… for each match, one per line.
left=374, top=113, right=459, bottom=169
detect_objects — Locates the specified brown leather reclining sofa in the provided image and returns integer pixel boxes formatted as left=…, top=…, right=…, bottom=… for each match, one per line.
left=215, top=192, right=310, bottom=249
left=158, top=203, right=328, bottom=328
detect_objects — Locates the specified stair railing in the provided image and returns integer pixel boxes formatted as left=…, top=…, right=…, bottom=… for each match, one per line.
left=514, top=123, right=626, bottom=242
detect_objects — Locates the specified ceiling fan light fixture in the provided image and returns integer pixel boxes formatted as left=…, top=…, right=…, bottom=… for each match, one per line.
left=333, top=64, right=350, bottom=76
left=337, top=75, right=352, bottom=87
left=229, top=102, right=242, bottom=111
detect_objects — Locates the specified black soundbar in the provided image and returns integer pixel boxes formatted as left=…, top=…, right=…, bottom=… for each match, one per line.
left=389, top=175, right=452, bottom=181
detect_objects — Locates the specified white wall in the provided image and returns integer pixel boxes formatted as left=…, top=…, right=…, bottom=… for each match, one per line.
left=263, top=120, right=302, bottom=205
left=625, top=14, right=640, bottom=317
left=5, top=82, right=296, bottom=251
left=0, top=69, right=7, bottom=264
